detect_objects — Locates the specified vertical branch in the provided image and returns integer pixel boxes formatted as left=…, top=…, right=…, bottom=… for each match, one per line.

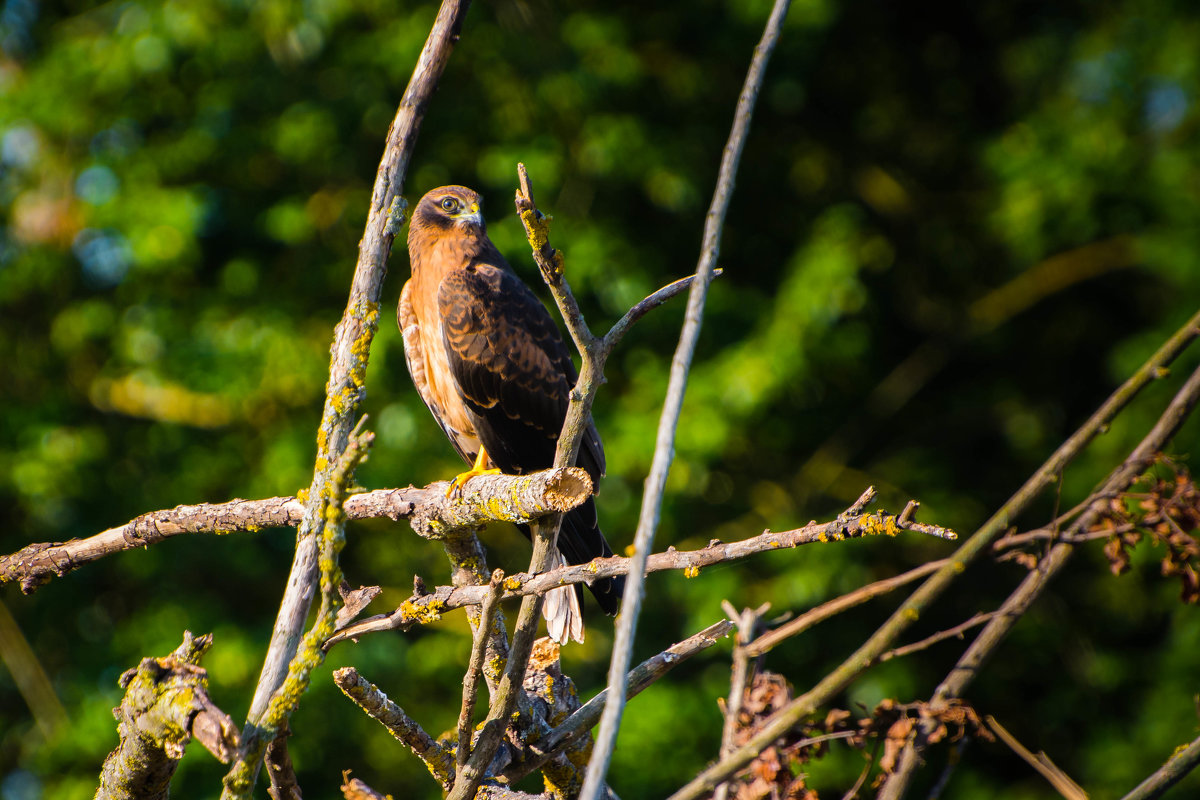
left=448, top=517, right=555, bottom=800
left=713, top=603, right=769, bottom=800
left=236, top=0, right=471, bottom=788
left=579, top=0, right=793, bottom=796
left=456, top=570, right=505, bottom=775
left=223, top=427, right=374, bottom=798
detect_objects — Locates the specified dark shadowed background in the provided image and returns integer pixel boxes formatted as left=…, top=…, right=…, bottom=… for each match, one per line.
left=2, top=0, right=1199, bottom=797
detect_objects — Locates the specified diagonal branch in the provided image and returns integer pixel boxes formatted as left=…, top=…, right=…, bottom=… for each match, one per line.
left=334, top=667, right=455, bottom=791
left=582, top=1, right=794, bottom=794
left=499, top=619, right=736, bottom=786
left=233, top=3, right=472, bottom=795
left=1121, top=732, right=1200, bottom=800
left=667, top=309, right=1200, bottom=800
left=876, top=359, right=1200, bottom=798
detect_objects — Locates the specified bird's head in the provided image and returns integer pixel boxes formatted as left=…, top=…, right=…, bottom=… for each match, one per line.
left=412, top=185, right=485, bottom=234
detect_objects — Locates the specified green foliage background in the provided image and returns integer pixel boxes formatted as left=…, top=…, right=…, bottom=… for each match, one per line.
left=2, top=0, right=1199, bottom=797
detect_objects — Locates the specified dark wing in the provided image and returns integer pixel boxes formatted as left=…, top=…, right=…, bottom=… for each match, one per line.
left=439, top=262, right=622, bottom=616
left=437, top=263, right=603, bottom=482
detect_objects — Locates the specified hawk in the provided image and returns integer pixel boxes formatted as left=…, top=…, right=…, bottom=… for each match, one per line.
left=398, top=184, right=623, bottom=644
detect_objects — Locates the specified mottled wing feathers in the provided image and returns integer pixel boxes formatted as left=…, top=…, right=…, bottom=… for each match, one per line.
left=438, top=263, right=603, bottom=481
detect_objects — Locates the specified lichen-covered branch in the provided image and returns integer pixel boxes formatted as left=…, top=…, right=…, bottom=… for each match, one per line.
left=96, top=632, right=239, bottom=800
left=334, top=667, right=455, bottom=791
left=325, top=488, right=954, bottom=647
left=3, top=467, right=591, bottom=593
left=222, top=427, right=372, bottom=798
left=500, top=619, right=735, bottom=786
left=238, top=0, right=472, bottom=783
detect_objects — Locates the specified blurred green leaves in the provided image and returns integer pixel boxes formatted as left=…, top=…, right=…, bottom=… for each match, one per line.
left=2, top=0, right=1200, bottom=798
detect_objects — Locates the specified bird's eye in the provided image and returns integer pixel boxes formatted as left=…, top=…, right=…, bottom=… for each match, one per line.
left=440, top=197, right=459, bottom=213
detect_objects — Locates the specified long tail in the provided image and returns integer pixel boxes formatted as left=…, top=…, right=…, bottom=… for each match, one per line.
left=529, top=498, right=625, bottom=644
left=556, top=498, right=625, bottom=616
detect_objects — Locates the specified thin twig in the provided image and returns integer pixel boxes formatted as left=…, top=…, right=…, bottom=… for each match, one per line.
left=326, top=499, right=953, bottom=647
left=456, top=571, right=505, bottom=775
left=985, top=716, right=1088, bottom=800
left=667, top=310, right=1200, bottom=800
left=877, top=359, right=1200, bottom=799
left=500, top=619, right=734, bottom=785
left=581, top=6, right=791, bottom=792
left=745, top=559, right=949, bottom=658
left=876, top=612, right=994, bottom=663
left=841, top=733, right=884, bottom=800
left=714, top=603, right=769, bottom=800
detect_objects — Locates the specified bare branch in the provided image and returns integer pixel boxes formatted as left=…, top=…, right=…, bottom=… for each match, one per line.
left=984, top=716, right=1087, bottom=800
left=456, top=570, right=505, bottom=775
left=1121, top=732, right=1200, bottom=800
left=667, top=309, right=1200, bottom=800
left=582, top=0, right=794, bottom=793
left=265, top=724, right=302, bottom=800
left=876, top=612, right=994, bottom=663
left=878, top=359, right=1200, bottom=798
left=745, top=559, right=949, bottom=658
left=2, top=467, right=591, bottom=592
left=231, top=2, right=472, bottom=793
left=334, top=667, right=455, bottom=792
left=500, top=619, right=735, bottom=785
left=325, top=498, right=954, bottom=647
left=714, top=604, right=769, bottom=800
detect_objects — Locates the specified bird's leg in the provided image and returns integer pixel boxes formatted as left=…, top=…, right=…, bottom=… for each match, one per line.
left=447, top=446, right=502, bottom=498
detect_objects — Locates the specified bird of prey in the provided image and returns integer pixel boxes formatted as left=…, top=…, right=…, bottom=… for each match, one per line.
left=398, top=184, right=623, bottom=644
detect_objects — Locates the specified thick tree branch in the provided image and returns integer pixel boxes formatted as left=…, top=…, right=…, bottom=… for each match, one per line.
left=334, top=668, right=455, bottom=791
left=96, top=632, right=239, bottom=800
left=667, top=309, right=1200, bottom=800
left=231, top=3, right=471, bottom=793
left=2, top=467, right=591, bottom=592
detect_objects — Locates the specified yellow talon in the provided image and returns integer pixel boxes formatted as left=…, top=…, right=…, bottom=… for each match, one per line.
left=446, top=446, right=502, bottom=498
